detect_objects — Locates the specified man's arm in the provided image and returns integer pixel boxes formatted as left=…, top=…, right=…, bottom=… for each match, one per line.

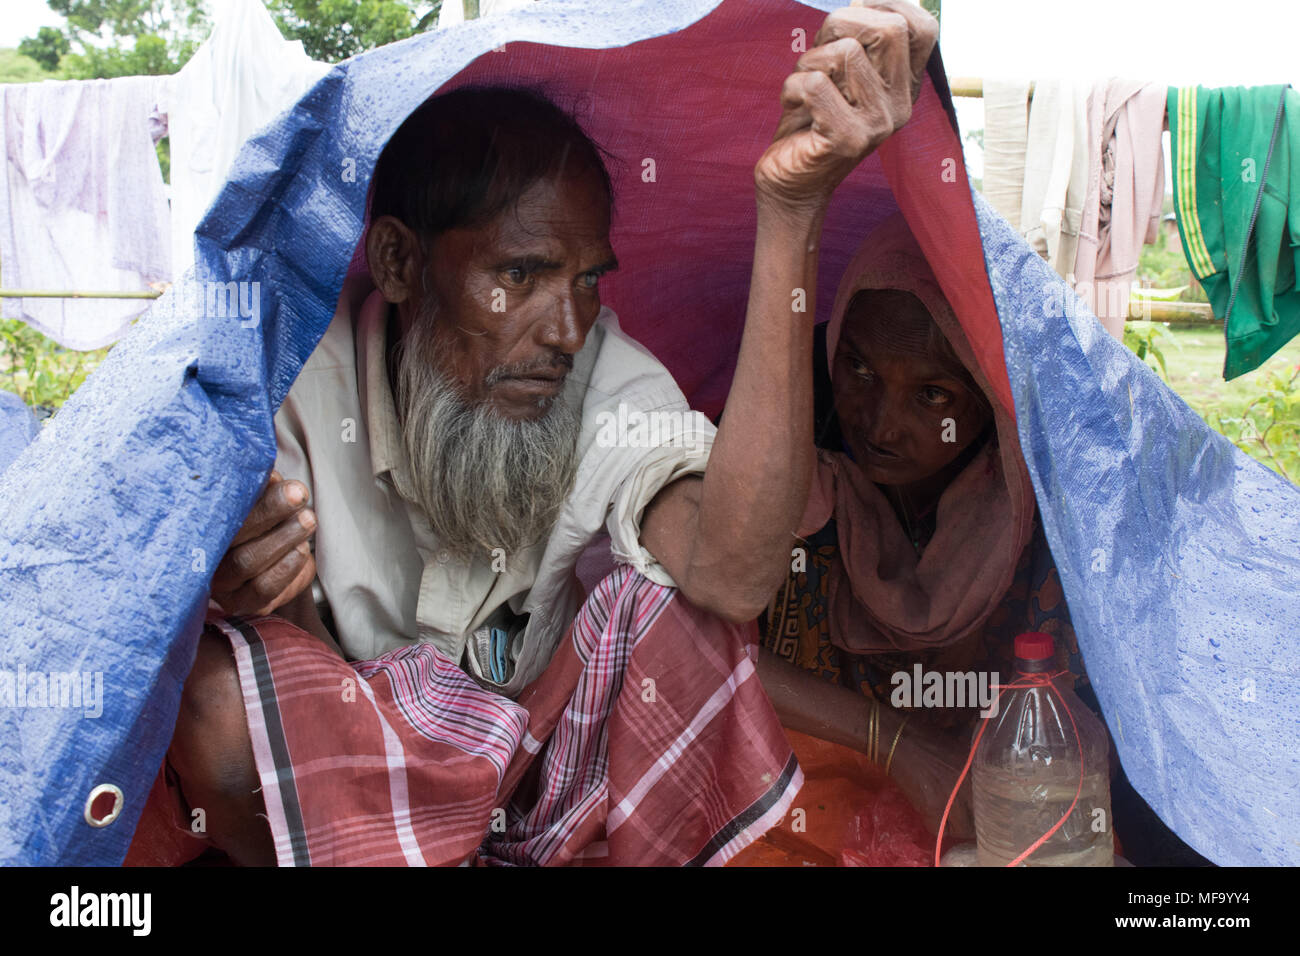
left=641, top=2, right=938, bottom=621
left=639, top=203, right=821, bottom=621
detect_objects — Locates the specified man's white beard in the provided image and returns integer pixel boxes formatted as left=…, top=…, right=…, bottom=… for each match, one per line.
left=393, top=314, right=582, bottom=563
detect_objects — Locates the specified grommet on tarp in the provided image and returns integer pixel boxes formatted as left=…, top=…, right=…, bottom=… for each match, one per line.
left=84, top=784, right=124, bottom=827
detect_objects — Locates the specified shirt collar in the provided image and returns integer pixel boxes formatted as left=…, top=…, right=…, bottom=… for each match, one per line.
left=355, top=289, right=420, bottom=501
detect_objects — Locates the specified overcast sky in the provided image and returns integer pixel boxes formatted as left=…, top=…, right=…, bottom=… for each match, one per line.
left=2, top=0, right=64, bottom=47
left=942, top=0, right=1300, bottom=175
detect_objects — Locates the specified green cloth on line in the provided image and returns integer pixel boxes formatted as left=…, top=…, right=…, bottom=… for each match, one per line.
left=1168, top=84, right=1300, bottom=379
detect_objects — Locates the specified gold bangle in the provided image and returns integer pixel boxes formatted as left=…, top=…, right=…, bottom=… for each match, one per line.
left=867, top=700, right=880, bottom=764
left=884, top=715, right=910, bottom=777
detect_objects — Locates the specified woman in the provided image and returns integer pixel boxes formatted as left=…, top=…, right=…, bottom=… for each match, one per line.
left=754, top=214, right=1094, bottom=844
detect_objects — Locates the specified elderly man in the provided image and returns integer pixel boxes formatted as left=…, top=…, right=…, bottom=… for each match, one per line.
left=128, top=3, right=938, bottom=866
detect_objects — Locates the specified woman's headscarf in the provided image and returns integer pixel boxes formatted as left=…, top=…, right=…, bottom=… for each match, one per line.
left=800, top=214, right=1037, bottom=654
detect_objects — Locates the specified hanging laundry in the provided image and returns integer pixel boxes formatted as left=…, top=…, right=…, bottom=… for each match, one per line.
left=168, top=0, right=330, bottom=276
left=1169, top=84, right=1300, bottom=380
left=1019, top=79, right=1089, bottom=278
left=0, top=75, right=172, bottom=351
left=1072, top=80, right=1166, bottom=340
left=982, top=79, right=1031, bottom=231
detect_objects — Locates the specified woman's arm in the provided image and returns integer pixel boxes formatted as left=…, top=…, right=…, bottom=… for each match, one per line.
left=754, top=650, right=904, bottom=754
left=756, top=649, right=975, bottom=838
left=756, top=645, right=881, bottom=750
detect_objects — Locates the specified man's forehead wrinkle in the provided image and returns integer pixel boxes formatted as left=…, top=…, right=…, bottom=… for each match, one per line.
left=492, top=213, right=614, bottom=266
left=500, top=201, right=608, bottom=245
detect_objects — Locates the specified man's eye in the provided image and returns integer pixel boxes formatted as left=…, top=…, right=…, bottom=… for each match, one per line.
left=850, top=360, right=873, bottom=380
left=920, top=386, right=952, bottom=406
left=503, top=267, right=531, bottom=285
left=579, top=272, right=601, bottom=289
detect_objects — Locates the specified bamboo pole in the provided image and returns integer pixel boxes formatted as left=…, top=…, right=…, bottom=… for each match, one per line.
left=948, top=77, right=1036, bottom=100
left=0, top=289, right=162, bottom=299
left=1129, top=299, right=1218, bottom=322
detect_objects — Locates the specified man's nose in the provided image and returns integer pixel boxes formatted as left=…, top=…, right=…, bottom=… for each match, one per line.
left=536, top=290, right=588, bottom=355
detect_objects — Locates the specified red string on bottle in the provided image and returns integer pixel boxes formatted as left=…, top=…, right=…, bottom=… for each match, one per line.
left=934, top=668, right=1085, bottom=867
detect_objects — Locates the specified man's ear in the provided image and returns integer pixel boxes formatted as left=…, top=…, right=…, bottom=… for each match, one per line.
left=366, top=215, right=424, bottom=304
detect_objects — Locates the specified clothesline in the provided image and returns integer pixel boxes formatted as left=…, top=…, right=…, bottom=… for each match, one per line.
left=0, top=0, right=328, bottom=350
left=949, top=77, right=1036, bottom=99
left=950, top=76, right=1172, bottom=132
left=0, top=289, right=162, bottom=299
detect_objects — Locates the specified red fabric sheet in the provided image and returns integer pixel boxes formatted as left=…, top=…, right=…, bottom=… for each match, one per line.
left=418, top=0, right=1007, bottom=422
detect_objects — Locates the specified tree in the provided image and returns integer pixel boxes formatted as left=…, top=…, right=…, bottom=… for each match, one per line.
left=18, top=26, right=71, bottom=72
left=61, top=33, right=189, bottom=79
left=25, top=1, right=439, bottom=76
left=270, top=0, right=437, bottom=63
left=27, top=0, right=208, bottom=79
left=46, top=0, right=206, bottom=44
left=0, top=50, right=56, bottom=84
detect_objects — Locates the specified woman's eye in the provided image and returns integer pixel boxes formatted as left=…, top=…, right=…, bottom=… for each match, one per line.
left=920, top=386, right=952, bottom=406
left=850, top=361, right=873, bottom=380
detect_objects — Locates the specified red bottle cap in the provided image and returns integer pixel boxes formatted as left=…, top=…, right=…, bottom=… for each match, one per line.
left=1014, top=632, right=1055, bottom=661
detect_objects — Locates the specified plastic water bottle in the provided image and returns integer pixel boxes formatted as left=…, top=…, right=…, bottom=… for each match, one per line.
left=972, top=632, right=1113, bottom=866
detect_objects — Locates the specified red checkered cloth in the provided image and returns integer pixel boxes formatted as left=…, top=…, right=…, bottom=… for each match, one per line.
left=189, top=566, right=798, bottom=866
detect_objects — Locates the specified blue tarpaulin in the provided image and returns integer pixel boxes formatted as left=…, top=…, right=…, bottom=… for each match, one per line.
left=0, top=392, right=38, bottom=474
left=0, top=0, right=1295, bottom=866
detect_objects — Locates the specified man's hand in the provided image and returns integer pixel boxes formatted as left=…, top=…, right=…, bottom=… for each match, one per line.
left=210, top=471, right=317, bottom=617
left=755, top=1, right=938, bottom=218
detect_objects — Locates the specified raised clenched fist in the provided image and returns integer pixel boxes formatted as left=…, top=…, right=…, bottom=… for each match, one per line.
left=755, top=1, right=938, bottom=218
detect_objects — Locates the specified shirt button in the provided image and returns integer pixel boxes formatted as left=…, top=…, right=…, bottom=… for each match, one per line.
left=84, top=784, right=124, bottom=827
left=437, top=550, right=450, bottom=565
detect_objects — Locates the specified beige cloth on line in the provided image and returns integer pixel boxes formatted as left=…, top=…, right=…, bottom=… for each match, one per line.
left=1020, top=79, right=1090, bottom=278
left=982, top=79, right=1032, bottom=231
left=797, top=215, right=1037, bottom=654
left=1072, top=80, right=1167, bottom=339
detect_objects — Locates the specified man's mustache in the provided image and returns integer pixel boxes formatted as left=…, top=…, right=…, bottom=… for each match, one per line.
left=483, top=353, right=575, bottom=387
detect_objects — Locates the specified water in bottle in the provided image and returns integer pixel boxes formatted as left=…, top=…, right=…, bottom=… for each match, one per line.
left=972, top=632, right=1113, bottom=867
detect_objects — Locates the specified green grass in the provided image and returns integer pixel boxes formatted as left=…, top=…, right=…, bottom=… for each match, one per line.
left=1151, top=322, right=1300, bottom=482
left=0, top=319, right=110, bottom=412
left=1162, top=324, right=1300, bottom=419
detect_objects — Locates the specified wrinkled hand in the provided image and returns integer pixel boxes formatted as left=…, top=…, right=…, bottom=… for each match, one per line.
left=210, top=470, right=317, bottom=617
left=755, top=1, right=938, bottom=217
left=887, top=722, right=976, bottom=842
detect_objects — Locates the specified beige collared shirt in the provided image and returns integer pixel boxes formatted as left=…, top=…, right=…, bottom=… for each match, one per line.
left=273, top=280, right=715, bottom=694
